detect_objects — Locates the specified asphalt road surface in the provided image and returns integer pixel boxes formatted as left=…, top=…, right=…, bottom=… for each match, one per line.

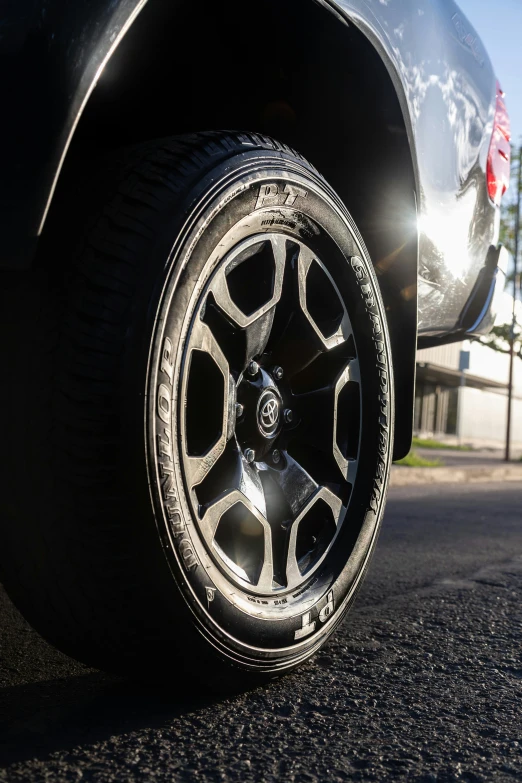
left=1, top=482, right=521, bottom=782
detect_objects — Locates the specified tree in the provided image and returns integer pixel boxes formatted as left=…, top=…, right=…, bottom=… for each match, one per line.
left=480, top=322, right=522, bottom=360
left=499, top=143, right=521, bottom=261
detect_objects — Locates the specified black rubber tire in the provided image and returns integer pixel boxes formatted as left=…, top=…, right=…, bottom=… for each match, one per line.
left=0, top=132, right=393, bottom=686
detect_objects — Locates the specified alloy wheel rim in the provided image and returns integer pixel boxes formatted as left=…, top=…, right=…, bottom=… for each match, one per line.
left=180, top=232, right=362, bottom=595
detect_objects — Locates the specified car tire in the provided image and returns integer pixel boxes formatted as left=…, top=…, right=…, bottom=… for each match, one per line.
left=0, top=132, right=393, bottom=686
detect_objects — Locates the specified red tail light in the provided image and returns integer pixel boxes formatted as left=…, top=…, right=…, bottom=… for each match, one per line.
left=487, top=82, right=511, bottom=206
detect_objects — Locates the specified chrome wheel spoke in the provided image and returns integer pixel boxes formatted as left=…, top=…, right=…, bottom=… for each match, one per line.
left=286, top=487, right=344, bottom=589
left=268, top=246, right=354, bottom=378
left=293, top=386, right=335, bottom=453
left=208, top=234, right=286, bottom=328
left=333, top=359, right=361, bottom=483
left=182, top=317, right=234, bottom=488
left=296, top=246, right=353, bottom=351
left=206, top=233, right=287, bottom=370
left=200, top=490, right=244, bottom=540
left=266, top=452, right=318, bottom=518
left=200, top=486, right=273, bottom=590
left=237, top=452, right=267, bottom=517
left=242, top=309, right=276, bottom=370
left=292, top=359, right=360, bottom=484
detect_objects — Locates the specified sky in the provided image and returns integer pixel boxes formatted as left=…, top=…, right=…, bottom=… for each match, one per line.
left=457, top=0, right=522, bottom=201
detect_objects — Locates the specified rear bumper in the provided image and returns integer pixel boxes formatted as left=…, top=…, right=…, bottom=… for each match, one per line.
left=458, top=244, right=508, bottom=336
left=418, top=244, right=508, bottom=349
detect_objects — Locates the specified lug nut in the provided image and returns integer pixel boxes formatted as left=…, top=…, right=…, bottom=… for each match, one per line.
left=273, top=366, right=284, bottom=380
left=244, top=448, right=256, bottom=463
left=272, top=449, right=281, bottom=464
left=247, top=360, right=259, bottom=377
left=283, top=408, right=293, bottom=424
left=235, top=403, right=244, bottom=418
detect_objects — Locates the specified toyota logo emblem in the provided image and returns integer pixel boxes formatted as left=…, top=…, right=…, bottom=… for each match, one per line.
left=257, top=390, right=281, bottom=437
left=261, top=397, right=279, bottom=427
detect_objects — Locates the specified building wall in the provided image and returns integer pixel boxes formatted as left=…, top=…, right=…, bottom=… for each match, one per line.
left=417, top=343, right=461, bottom=371
left=417, top=339, right=522, bottom=446
left=418, top=340, right=522, bottom=394
left=459, top=386, right=522, bottom=446
left=467, top=339, right=522, bottom=394
left=416, top=293, right=522, bottom=448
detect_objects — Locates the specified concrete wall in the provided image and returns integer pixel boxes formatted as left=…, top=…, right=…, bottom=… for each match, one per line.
left=418, top=340, right=522, bottom=395
left=417, top=338, right=522, bottom=448
left=458, top=386, right=522, bottom=447
left=417, top=343, right=461, bottom=371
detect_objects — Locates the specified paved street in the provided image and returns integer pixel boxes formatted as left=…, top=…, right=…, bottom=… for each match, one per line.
left=1, top=482, right=521, bottom=782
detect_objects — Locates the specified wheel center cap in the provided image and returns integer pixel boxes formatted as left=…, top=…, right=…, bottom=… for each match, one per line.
left=257, top=389, right=282, bottom=439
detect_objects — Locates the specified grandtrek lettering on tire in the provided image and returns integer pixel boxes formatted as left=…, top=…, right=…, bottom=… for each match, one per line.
left=350, top=255, right=391, bottom=520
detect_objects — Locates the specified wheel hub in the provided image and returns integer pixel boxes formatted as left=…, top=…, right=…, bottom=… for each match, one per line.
left=236, top=367, right=284, bottom=459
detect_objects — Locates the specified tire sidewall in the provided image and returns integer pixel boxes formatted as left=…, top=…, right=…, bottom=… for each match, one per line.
left=145, top=151, right=393, bottom=671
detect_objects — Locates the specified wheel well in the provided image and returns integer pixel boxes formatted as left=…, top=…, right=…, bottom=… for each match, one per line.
left=44, top=0, right=417, bottom=459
